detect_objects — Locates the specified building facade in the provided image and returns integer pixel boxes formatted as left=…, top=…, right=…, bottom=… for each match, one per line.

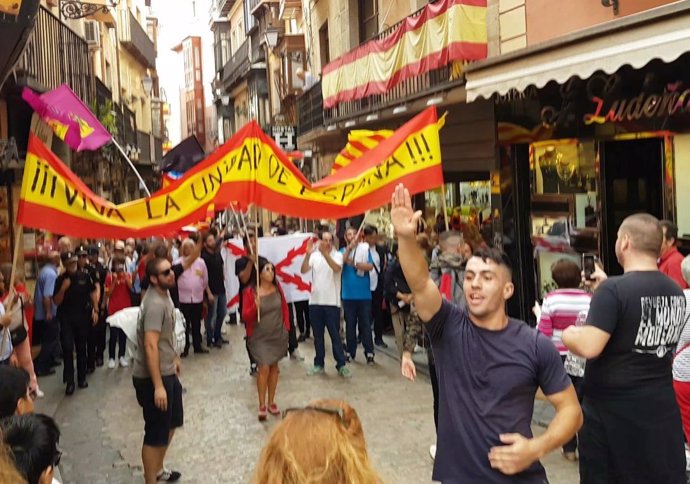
left=174, top=36, right=209, bottom=150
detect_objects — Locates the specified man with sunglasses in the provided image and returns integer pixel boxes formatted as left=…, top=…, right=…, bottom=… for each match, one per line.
left=132, top=257, right=183, bottom=484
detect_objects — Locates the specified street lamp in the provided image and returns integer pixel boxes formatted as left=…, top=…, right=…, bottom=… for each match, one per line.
left=141, top=76, right=153, bottom=97
left=264, top=27, right=280, bottom=50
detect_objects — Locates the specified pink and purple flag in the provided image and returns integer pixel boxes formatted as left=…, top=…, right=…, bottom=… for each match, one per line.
left=22, top=84, right=112, bottom=152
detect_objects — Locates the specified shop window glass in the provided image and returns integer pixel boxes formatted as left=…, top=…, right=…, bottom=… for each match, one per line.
left=530, top=140, right=600, bottom=299
left=674, top=134, right=690, bottom=237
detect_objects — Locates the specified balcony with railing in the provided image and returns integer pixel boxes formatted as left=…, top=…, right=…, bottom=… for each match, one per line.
left=221, top=39, right=250, bottom=88
left=297, top=81, right=323, bottom=136
left=216, top=0, right=236, bottom=16
left=14, top=6, right=95, bottom=104
left=279, top=0, right=301, bottom=20
left=248, top=0, right=279, bottom=16
left=137, top=130, right=151, bottom=164
left=117, top=9, right=156, bottom=68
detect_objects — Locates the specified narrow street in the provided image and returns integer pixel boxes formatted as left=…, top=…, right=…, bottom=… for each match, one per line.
left=35, top=325, right=580, bottom=484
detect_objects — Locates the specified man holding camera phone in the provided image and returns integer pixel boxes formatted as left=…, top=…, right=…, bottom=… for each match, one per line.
left=563, top=213, right=686, bottom=483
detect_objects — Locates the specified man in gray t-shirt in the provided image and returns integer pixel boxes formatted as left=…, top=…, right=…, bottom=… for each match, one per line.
left=132, top=257, right=183, bottom=484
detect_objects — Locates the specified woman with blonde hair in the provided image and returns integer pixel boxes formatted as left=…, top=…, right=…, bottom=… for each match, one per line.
left=254, top=399, right=381, bottom=484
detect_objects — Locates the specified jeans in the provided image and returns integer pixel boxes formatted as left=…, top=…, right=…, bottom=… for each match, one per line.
left=87, top=309, right=107, bottom=368
left=61, top=317, right=89, bottom=384
left=287, top=303, right=298, bottom=354
left=343, top=299, right=374, bottom=359
left=309, top=305, right=347, bottom=369
left=561, top=355, right=584, bottom=454
left=34, top=318, right=61, bottom=372
left=293, top=300, right=311, bottom=337
left=205, top=292, right=227, bottom=345
left=108, top=325, right=127, bottom=359
left=180, top=302, right=203, bottom=352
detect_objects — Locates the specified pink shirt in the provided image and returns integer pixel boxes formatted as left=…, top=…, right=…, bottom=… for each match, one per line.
left=538, top=288, right=592, bottom=355
left=175, top=258, right=208, bottom=304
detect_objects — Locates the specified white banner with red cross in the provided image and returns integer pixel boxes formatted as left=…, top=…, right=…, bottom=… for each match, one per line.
left=222, top=233, right=314, bottom=311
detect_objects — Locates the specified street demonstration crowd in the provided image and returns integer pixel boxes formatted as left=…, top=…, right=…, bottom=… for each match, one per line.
left=2, top=183, right=690, bottom=483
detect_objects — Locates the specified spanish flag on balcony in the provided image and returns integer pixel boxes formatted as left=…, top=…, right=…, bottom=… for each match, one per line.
left=321, top=0, right=487, bottom=109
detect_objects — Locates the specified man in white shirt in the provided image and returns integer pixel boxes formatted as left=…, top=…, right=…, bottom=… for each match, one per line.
left=301, top=230, right=352, bottom=378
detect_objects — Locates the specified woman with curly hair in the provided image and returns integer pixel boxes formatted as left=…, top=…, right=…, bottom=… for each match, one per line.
left=254, top=399, right=381, bottom=484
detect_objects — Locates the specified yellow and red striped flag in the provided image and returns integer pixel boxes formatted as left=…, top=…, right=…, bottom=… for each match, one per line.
left=331, top=130, right=394, bottom=174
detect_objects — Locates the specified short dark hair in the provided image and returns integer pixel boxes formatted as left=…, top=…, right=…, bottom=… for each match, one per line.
left=363, top=225, right=378, bottom=236
left=551, top=259, right=581, bottom=289
left=318, top=230, right=333, bottom=241
left=2, top=414, right=61, bottom=484
left=661, top=220, right=678, bottom=244
left=0, top=367, right=29, bottom=418
left=145, top=257, right=168, bottom=283
left=472, top=247, right=513, bottom=276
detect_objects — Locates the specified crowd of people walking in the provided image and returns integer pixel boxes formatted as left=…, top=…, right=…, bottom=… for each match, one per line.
left=3, top=182, right=690, bottom=483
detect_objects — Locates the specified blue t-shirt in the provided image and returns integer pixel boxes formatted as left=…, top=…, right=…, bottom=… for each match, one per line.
left=339, top=246, right=371, bottom=301
left=427, top=300, right=570, bottom=484
left=34, top=263, right=58, bottom=320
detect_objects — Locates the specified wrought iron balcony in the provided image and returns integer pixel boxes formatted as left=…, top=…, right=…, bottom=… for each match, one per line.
left=13, top=6, right=95, bottom=104
left=221, top=39, right=250, bottom=88
left=248, top=0, right=279, bottom=15
left=297, top=81, right=323, bottom=136
left=137, top=130, right=151, bottom=164
left=216, top=0, right=236, bottom=16
left=117, top=9, right=156, bottom=68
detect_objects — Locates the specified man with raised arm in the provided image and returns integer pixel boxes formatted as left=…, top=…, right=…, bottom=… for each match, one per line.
left=390, top=184, right=581, bottom=483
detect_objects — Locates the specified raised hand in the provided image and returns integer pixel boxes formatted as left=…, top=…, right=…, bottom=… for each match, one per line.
left=391, top=184, right=422, bottom=239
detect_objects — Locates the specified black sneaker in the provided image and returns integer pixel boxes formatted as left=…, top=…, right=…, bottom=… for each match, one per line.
left=213, top=341, right=223, bottom=349
left=78, top=381, right=89, bottom=389
left=65, top=383, right=75, bottom=396
left=96, top=358, right=104, bottom=367
left=297, top=334, right=306, bottom=343
left=374, top=340, right=388, bottom=349
left=250, top=364, right=258, bottom=376
left=157, top=467, right=181, bottom=482
left=366, top=355, right=375, bottom=365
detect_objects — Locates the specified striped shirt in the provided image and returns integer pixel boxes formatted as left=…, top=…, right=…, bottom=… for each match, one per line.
left=538, top=289, right=592, bottom=355
left=672, top=289, right=690, bottom=382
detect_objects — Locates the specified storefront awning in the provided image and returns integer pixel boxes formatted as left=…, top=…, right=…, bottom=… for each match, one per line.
left=465, top=2, right=690, bottom=102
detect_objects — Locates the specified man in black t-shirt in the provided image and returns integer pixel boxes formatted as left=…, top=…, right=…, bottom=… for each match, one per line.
left=235, top=229, right=257, bottom=374
left=86, top=245, right=108, bottom=370
left=54, top=252, right=98, bottom=396
left=564, top=213, right=686, bottom=484
left=201, top=232, right=229, bottom=348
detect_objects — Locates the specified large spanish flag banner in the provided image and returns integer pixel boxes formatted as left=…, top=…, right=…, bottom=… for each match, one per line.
left=321, top=0, right=487, bottom=109
left=18, top=108, right=443, bottom=239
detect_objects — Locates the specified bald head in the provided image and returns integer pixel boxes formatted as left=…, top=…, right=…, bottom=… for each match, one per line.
left=619, top=213, right=662, bottom=258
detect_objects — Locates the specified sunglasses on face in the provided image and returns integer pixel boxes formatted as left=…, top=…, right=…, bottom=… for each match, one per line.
left=157, top=268, right=172, bottom=277
left=53, top=447, right=62, bottom=467
left=282, top=406, right=345, bottom=420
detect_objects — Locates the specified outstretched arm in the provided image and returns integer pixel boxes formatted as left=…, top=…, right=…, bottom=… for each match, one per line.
left=391, top=184, right=442, bottom=323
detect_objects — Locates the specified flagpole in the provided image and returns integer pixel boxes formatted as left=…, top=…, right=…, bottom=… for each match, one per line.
left=254, top=207, right=261, bottom=322
left=111, top=138, right=152, bottom=197
left=440, top=184, right=450, bottom=232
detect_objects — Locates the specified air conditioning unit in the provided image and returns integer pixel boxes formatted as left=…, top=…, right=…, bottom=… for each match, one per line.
left=84, top=21, right=100, bottom=46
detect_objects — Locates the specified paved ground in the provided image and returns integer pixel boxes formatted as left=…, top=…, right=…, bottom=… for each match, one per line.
left=35, top=324, right=580, bottom=484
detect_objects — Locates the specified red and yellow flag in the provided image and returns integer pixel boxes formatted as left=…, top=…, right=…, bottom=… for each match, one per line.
left=331, top=130, right=393, bottom=174
left=322, top=0, right=487, bottom=108
left=18, top=108, right=444, bottom=238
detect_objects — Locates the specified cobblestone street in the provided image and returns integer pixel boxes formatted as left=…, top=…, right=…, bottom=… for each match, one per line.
left=35, top=324, right=580, bottom=484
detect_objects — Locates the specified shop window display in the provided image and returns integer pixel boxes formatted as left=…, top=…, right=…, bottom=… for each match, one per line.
left=424, top=180, right=495, bottom=246
left=530, top=140, right=600, bottom=299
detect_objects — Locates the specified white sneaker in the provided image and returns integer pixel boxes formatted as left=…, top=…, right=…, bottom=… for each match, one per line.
left=290, top=349, right=305, bottom=361
left=429, top=444, right=436, bottom=461
left=108, top=359, right=116, bottom=369
left=119, top=357, right=129, bottom=368
left=35, top=388, right=45, bottom=399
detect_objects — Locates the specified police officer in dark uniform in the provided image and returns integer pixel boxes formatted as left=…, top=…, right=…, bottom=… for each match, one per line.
left=86, top=244, right=108, bottom=369
left=54, top=251, right=98, bottom=395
